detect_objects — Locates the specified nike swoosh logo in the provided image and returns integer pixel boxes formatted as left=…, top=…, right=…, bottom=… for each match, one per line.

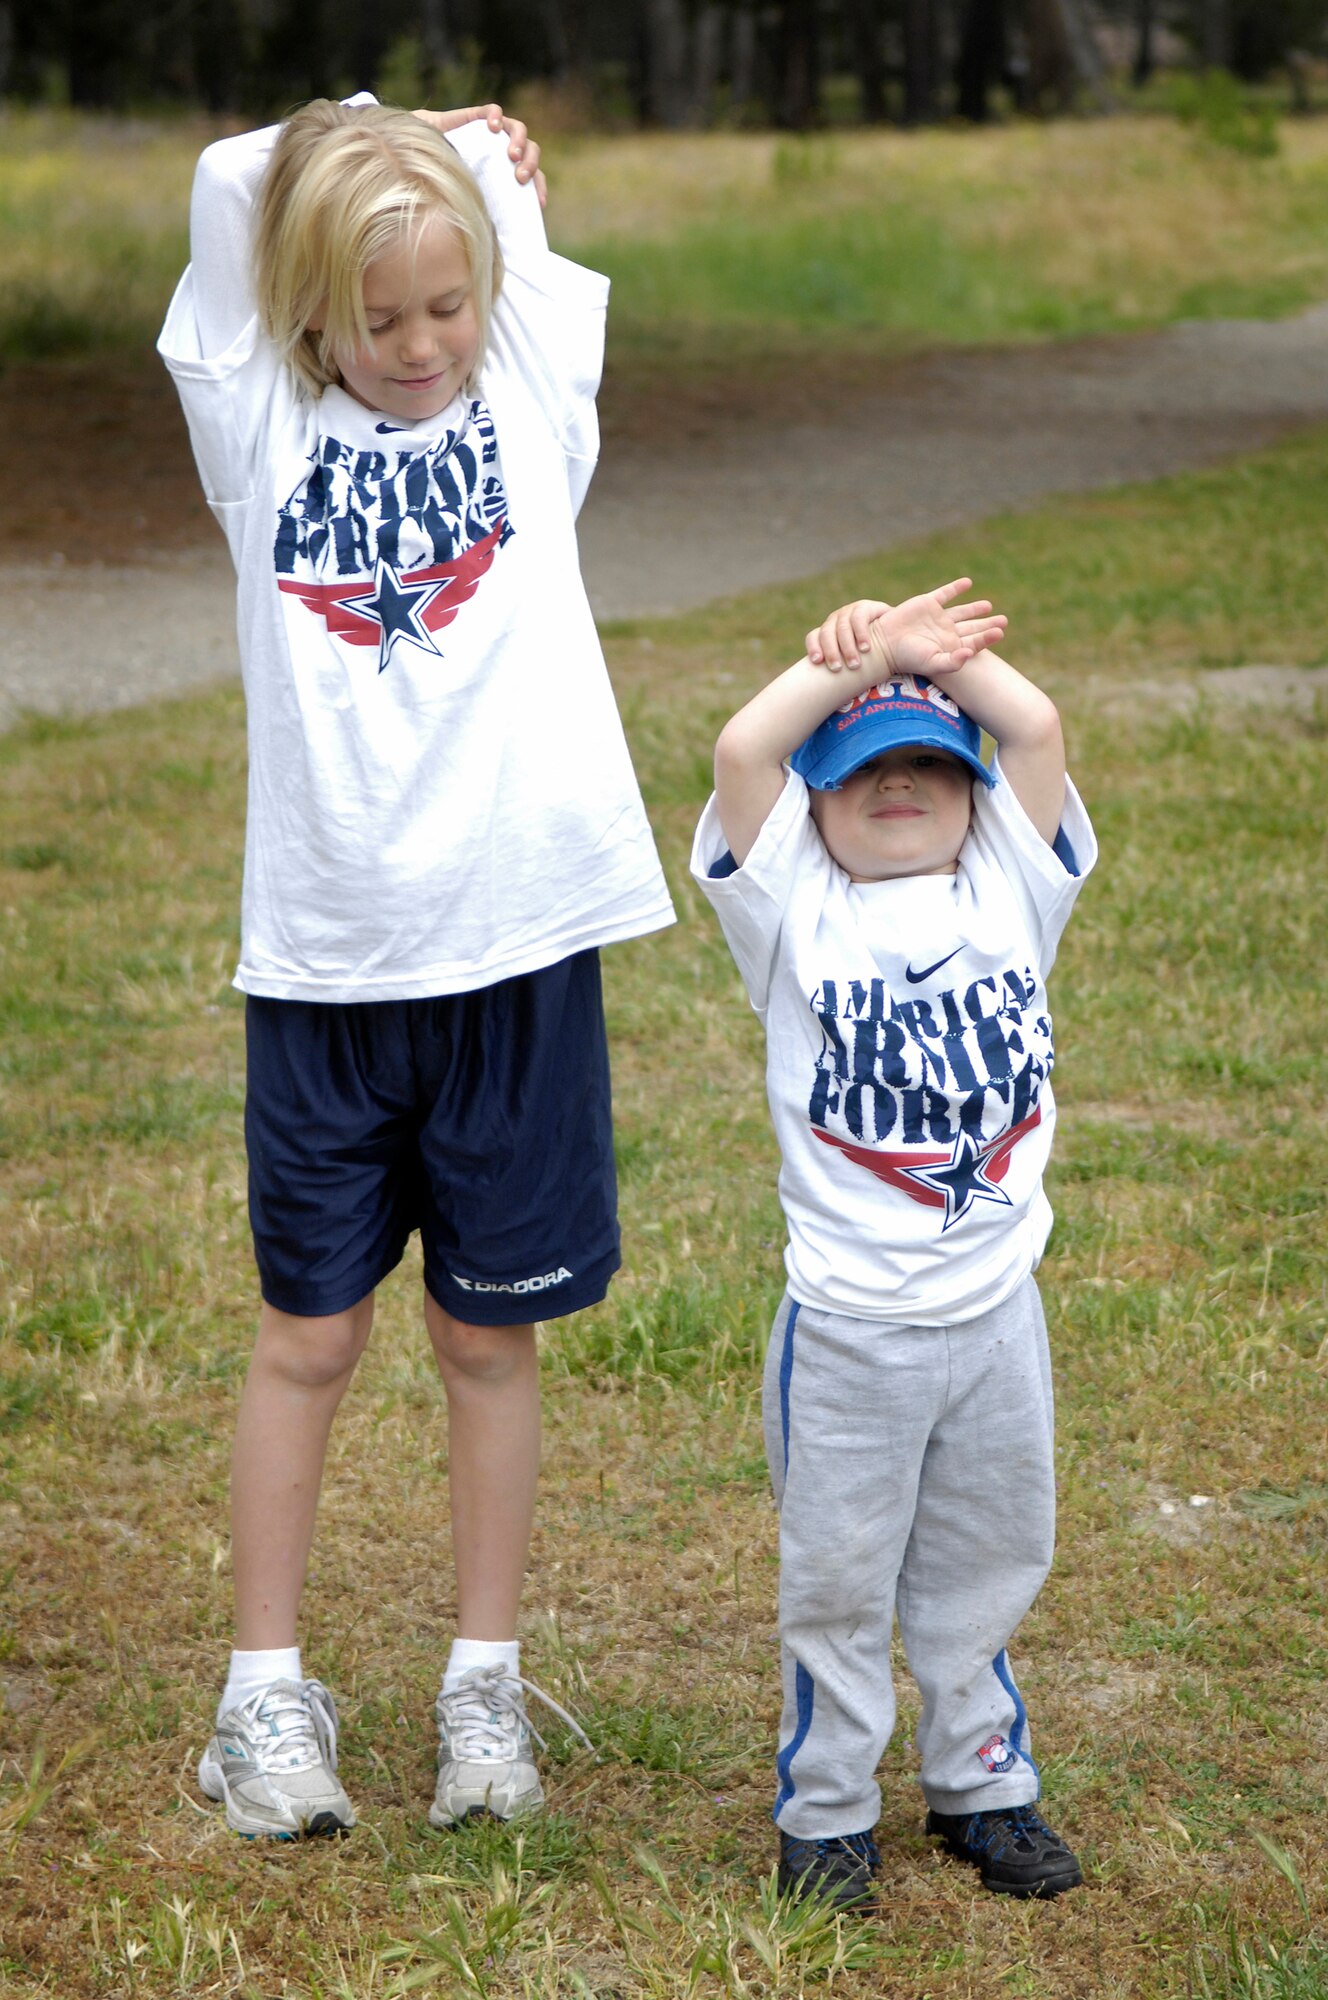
left=905, top=948, right=962, bottom=985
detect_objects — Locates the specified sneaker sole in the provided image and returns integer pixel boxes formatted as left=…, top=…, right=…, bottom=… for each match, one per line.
left=429, top=1803, right=490, bottom=1830
left=223, top=1807, right=354, bottom=1840
left=989, top=1861, right=1083, bottom=1899
left=983, top=1867, right=1082, bottom=1899
left=223, top=1807, right=354, bottom=1839
left=429, top=1799, right=543, bottom=1830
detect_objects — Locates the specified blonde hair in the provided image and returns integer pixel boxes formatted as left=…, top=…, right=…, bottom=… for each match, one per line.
left=254, top=100, right=503, bottom=399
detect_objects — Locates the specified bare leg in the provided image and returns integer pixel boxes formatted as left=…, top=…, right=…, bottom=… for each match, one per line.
left=230, top=1294, right=376, bottom=1649
left=424, top=1292, right=540, bottom=1640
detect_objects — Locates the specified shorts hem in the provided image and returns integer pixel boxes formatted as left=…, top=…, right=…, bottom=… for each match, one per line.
left=423, top=1251, right=620, bottom=1327
left=257, top=1243, right=408, bottom=1321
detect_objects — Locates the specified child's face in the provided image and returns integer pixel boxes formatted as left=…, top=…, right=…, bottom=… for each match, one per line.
left=332, top=215, right=480, bottom=425
left=809, top=745, right=973, bottom=883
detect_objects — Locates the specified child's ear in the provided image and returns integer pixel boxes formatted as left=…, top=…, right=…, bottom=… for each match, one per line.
left=305, top=302, right=327, bottom=333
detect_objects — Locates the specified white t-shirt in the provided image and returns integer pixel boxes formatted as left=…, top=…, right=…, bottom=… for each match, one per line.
left=158, top=113, right=673, bottom=1000
left=691, top=768, right=1097, bottom=1325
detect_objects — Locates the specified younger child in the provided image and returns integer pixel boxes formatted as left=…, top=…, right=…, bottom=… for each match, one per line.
left=159, top=99, right=673, bottom=1837
left=691, top=582, right=1095, bottom=1906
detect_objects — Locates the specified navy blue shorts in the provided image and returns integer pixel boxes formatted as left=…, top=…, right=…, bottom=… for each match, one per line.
left=244, top=950, right=619, bottom=1324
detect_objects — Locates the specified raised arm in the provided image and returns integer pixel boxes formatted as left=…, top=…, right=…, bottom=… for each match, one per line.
left=187, top=120, right=284, bottom=356
left=440, top=112, right=609, bottom=523
left=714, top=581, right=1006, bottom=866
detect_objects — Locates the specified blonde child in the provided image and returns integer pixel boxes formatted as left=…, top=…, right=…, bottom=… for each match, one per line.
left=159, top=98, right=672, bottom=1838
left=692, top=584, right=1095, bottom=1907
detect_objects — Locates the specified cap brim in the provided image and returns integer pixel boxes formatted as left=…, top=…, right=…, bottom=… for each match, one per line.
left=794, top=709, right=996, bottom=791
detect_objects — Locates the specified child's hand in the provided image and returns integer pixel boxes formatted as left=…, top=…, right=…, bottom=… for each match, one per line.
left=412, top=105, right=547, bottom=206
left=878, top=579, right=1008, bottom=678
left=805, top=599, right=892, bottom=671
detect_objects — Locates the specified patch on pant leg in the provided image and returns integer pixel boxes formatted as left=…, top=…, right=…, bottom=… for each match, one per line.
left=978, top=1734, right=1018, bottom=1774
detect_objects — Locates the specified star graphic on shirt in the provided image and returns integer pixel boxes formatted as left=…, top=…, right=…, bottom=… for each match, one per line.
left=896, top=1130, right=1015, bottom=1232
left=332, top=558, right=451, bottom=673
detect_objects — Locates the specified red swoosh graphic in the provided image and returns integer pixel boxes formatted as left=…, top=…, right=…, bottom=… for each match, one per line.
left=276, top=520, right=507, bottom=647
left=813, top=1105, right=1043, bottom=1205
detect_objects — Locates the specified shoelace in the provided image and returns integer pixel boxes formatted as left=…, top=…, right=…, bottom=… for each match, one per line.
left=435, top=1666, right=592, bottom=1762
left=235, top=1678, right=339, bottom=1776
left=967, top=1804, right=1055, bottom=1857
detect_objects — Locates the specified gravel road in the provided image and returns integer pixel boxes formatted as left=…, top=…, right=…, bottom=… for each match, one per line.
left=3, top=305, right=1326, bottom=729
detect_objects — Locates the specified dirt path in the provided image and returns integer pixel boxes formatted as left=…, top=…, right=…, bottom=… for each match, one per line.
left=3, top=305, right=1326, bottom=728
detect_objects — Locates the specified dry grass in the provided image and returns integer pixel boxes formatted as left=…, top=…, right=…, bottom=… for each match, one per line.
left=2, top=434, right=1327, bottom=1995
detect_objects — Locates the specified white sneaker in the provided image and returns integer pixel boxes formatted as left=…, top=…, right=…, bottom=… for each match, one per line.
left=429, top=1666, right=590, bottom=1829
left=198, top=1678, right=355, bottom=1839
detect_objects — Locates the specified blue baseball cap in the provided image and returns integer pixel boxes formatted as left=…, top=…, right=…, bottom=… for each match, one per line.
left=789, top=674, right=995, bottom=792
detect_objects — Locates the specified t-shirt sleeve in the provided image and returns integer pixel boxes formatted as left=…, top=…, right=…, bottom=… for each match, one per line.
left=446, top=122, right=608, bottom=519
left=969, top=760, right=1098, bottom=972
left=690, top=772, right=830, bottom=1014
left=156, top=118, right=293, bottom=508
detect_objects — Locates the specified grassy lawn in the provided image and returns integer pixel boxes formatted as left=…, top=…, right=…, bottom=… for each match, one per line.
left=5, top=109, right=1328, bottom=375
left=1, top=425, right=1326, bottom=1995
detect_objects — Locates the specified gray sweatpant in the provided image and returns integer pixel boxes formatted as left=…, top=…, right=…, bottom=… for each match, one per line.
left=762, top=1276, right=1056, bottom=1839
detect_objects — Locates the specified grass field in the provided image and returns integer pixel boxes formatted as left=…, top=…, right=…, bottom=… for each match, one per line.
left=1, top=419, right=1327, bottom=1996
left=5, top=109, right=1328, bottom=375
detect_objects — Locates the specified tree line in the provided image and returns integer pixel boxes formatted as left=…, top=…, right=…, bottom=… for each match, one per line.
left=2, top=0, right=1325, bottom=123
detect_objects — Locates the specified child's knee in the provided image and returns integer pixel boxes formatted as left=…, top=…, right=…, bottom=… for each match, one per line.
left=427, top=1305, right=535, bottom=1385
left=783, top=1520, right=883, bottom=1625
left=255, top=1298, right=372, bottom=1389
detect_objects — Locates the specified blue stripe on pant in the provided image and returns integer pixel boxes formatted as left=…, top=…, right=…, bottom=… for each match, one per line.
left=992, top=1648, right=1040, bottom=1790
left=778, top=1298, right=800, bottom=1482
left=773, top=1662, right=816, bottom=1821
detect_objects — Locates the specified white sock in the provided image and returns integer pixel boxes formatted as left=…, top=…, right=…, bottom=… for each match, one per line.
left=219, top=1646, right=303, bottom=1722
left=442, top=1637, right=520, bottom=1694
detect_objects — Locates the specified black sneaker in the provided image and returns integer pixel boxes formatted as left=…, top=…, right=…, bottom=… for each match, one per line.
left=777, top=1829, right=879, bottom=1911
left=926, top=1803, right=1082, bottom=1898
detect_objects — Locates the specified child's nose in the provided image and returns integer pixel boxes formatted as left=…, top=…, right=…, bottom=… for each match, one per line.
left=400, top=317, right=437, bottom=361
